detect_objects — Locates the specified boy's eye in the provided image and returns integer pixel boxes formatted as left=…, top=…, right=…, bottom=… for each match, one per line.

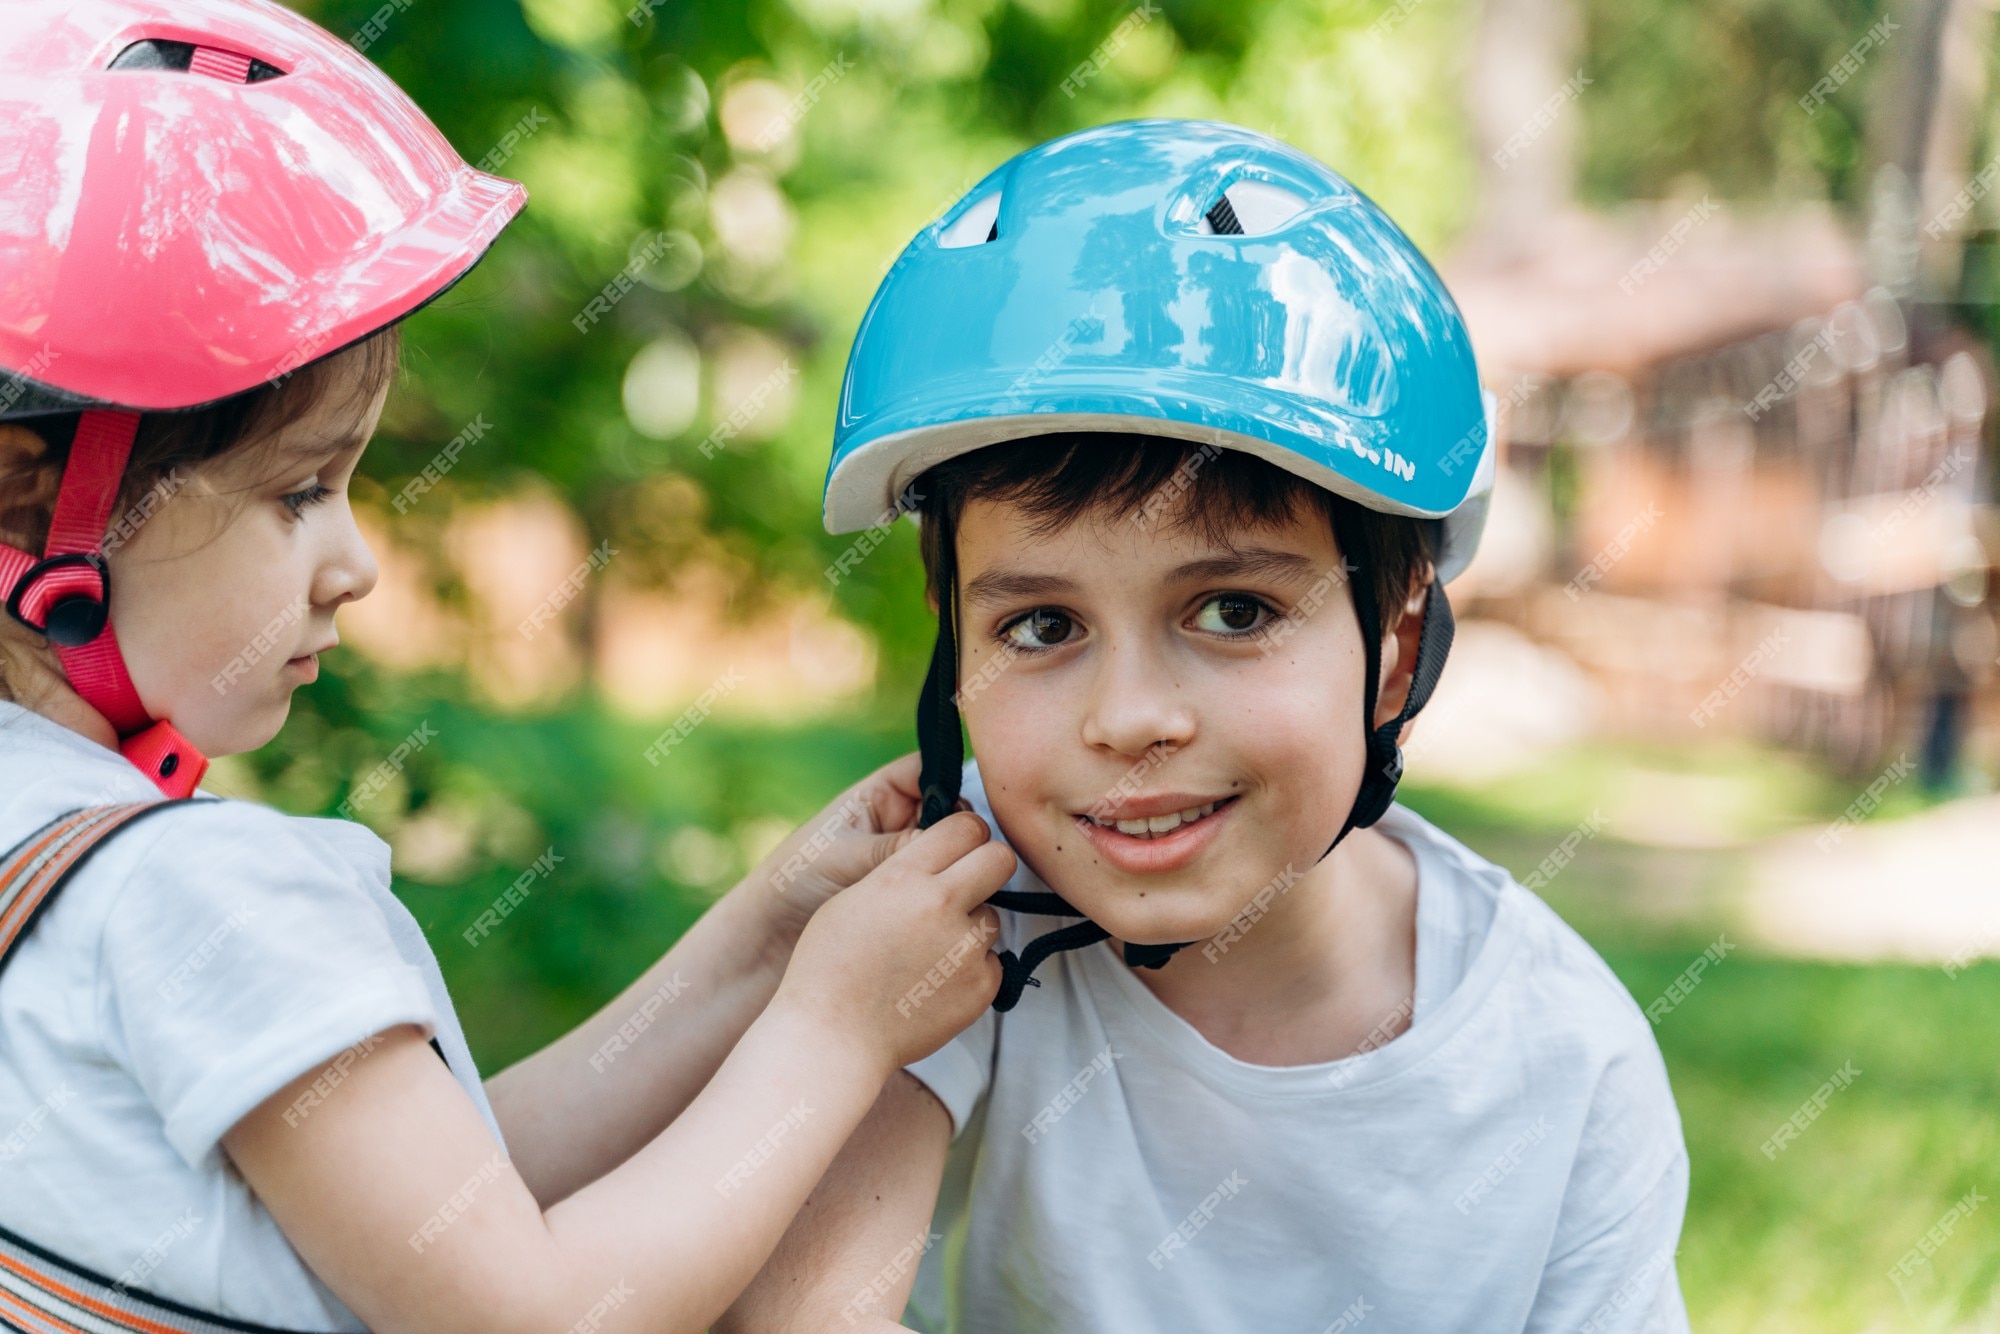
left=1001, top=608, right=1078, bottom=650
left=1192, top=593, right=1274, bottom=635
left=280, top=482, right=331, bottom=516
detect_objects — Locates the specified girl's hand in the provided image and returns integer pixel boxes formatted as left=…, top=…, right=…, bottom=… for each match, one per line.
left=774, top=809, right=1009, bottom=1072
left=743, top=753, right=933, bottom=955
left=485, top=754, right=974, bottom=1211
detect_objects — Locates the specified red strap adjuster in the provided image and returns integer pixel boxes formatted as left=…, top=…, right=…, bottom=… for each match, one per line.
left=5, top=552, right=110, bottom=647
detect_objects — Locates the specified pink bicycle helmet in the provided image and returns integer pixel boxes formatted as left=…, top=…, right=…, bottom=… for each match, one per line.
left=0, top=0, right=526, bottom=795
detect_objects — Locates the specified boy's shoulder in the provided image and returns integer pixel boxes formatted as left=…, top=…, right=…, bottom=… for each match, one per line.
left=1378, top=800, right=1654, bottom=1036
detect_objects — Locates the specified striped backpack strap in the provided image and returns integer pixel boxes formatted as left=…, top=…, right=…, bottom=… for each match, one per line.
left=0, top=1219, right=332, bottom=1334
left=0, top=800, right=337, bottom=1334
left=0, top=803, right=193, bottom=976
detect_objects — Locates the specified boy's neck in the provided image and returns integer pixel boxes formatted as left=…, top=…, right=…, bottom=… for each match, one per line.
left=1113, top=825, right=1418, bottom=1069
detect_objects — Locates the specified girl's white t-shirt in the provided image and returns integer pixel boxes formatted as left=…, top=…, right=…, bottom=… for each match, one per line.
left=0, top=703, right=504, bottom=1330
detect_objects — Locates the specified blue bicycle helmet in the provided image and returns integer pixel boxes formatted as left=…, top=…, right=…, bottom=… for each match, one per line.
left=825, top=120, right=1495, bottom=1010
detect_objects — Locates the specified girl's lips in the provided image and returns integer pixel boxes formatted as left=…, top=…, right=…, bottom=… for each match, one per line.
left=1072, top=795, right=1239, bottom=875
left=284, top=652, right=318, bottom=682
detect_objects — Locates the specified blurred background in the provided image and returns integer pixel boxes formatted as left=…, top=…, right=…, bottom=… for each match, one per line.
left=248, top=0, right=1998, bottom=1325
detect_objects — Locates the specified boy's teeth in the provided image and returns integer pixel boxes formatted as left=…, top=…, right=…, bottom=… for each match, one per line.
left=1101, top=801, right=1221, bottom=839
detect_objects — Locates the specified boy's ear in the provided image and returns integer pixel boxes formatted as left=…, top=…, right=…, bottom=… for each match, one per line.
left=1370, top=568, right=1434, bottom=736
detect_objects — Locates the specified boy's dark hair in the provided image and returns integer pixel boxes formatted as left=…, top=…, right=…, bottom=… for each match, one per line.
left=0, top=327, right=402, bottom=558
left=914, top=433, right=1434, bottom=632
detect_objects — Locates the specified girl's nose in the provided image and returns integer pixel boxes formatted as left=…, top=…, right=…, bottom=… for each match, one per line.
left=314, top=504, right=379, bottom=608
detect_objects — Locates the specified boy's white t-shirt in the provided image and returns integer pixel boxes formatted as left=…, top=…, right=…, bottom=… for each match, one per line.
left=0, top=703, right=503, bottom=1330
left=903, top=762, right=1690, bottom=1334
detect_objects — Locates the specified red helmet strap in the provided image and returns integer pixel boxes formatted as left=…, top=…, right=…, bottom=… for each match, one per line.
left=0, top=408, right=207, bottom=796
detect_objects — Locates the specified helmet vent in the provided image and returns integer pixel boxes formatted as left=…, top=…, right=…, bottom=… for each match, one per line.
left=937, top=191, right=1002, bottom=249
left=109, top=40, right=286, bottom=82
left=1196, top=180, right=1310, bottom=236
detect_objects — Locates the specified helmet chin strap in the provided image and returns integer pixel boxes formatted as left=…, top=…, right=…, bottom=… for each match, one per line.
left=1327, top=503, right=1456, bottom=842
left=914, top=498, right=1455, bottom=1013
left=0, top=409, right=208, bottom=797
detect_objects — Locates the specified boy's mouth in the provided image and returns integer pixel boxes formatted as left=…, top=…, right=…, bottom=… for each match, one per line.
left=1078, top=795, right=1238, bottom=839
left=1070, top=793, right=1240, bottom=875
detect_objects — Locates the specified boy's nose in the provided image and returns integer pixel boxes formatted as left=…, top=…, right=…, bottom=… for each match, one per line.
left=1077, top=647, right=1197, bottom=761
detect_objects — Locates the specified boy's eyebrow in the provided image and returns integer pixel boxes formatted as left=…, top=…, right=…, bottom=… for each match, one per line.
left=960, top=547, right=1322, bottom=607
left=1167, top=547, right=1323, bottom=585
left=962, top=570, right=1079, bottom=607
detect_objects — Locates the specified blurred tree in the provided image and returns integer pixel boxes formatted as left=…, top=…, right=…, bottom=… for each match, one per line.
left=1575, top=0, right=1895, bottom=206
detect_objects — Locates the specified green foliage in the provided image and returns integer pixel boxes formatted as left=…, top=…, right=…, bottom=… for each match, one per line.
left=1575, top=0, right=1894, bottom=205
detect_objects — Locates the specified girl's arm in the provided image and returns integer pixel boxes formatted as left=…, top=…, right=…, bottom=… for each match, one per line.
left=223, top=811, right=1008, bottom=1334
left=715, top=1070, right=954, bottom=1332
left=488, top=754, right=927, bottom=1205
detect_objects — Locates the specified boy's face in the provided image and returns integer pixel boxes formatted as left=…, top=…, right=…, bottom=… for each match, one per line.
left=954, top=487, right=1371, bottom=946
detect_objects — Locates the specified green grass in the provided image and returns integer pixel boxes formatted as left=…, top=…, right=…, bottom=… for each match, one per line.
left=1407, top=740, right=2000, bottom=1327
left=1601, top=947, right=2000, bottom=1331
left=1402, top=734, right=1952, bottom=846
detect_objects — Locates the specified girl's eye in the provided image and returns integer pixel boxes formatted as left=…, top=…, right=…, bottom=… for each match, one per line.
left=1192, top=593, right=1275, bottom=636
left=280, top=482, right=331, bottom=516
left=1001, top=607, right=1078, bottom=651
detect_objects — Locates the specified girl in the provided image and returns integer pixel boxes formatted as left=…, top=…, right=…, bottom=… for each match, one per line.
left=0, top=2, right=1008, bottom=1331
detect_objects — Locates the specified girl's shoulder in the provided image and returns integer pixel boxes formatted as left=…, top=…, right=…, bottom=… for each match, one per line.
left=1, top=794, right=435, bottom=1175
left=0, top=702, right=394, bottom=915
left=33, top=795, right=406, bottom=1001
left=0, top=718, right=440, bottom=1289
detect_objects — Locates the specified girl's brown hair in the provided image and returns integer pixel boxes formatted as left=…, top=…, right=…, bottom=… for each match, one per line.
left=0, top=330, right=400, bottom=703
left=0, top=328, right=401, bottom=558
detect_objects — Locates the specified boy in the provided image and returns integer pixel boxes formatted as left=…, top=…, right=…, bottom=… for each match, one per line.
left=719, top=120, right=1688, bottom=1333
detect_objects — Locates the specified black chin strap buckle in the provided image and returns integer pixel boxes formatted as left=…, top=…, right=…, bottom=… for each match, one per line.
left=1122, top=940, right=1183, bottom=970
left=919, top=783, right=957, bottom=828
